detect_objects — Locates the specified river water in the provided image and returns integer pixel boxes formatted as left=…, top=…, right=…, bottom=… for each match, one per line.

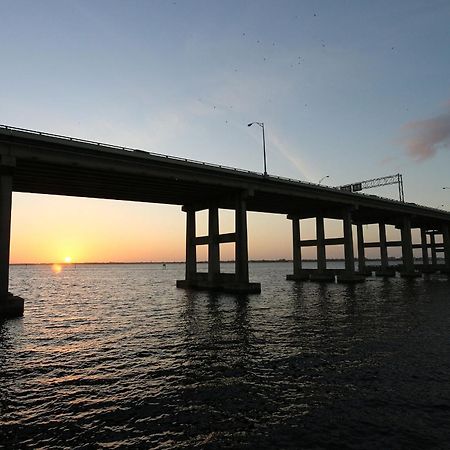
left=1, top=262, right=450, bottom=449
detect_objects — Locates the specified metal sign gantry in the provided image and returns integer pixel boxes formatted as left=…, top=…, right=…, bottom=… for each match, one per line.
left=339, top=173, right=404, bottom=202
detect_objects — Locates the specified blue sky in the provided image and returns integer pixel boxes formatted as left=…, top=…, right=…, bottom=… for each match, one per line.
left=1, top=0, right=450, bottom=262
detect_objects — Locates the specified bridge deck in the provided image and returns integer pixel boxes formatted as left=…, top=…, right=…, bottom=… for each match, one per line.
left=1, top=125, right=449, bottom=228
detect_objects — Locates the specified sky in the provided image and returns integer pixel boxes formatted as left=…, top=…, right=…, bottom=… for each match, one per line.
left=1, top=0, right=450, bottom=263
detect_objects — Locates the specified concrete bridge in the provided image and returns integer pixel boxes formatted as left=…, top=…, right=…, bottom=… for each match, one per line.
left=1, top=125, right=449, bottom=318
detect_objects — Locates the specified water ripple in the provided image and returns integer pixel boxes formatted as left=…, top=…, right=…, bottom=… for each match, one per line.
left=1, top=263, right=450, bottom=449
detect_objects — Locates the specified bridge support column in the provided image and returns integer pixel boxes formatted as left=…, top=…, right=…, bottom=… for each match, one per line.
left=0, top=157, right=24, bottom=319
left=420, top=228, right=429, bottom=266
left=400, top=216, right=419, bottom=278
left=419, top=227, right=435, bottom=274
left=375, top=222, right=395, bottom=277
left=429, top=232, right=438, bottom=267
left=356, top=223, right=371, bottom=276
left=442, top=225, right=450, bottom=274
left=235, top=195, right=249, bottom=285
left=286, top=217, right=309, bottom=281
left=337, top=210, right=364, bottom=283
left=177, top=194, right=260, bottom=294
left=185, top=208, right=197, bottom=282
left=310, top=215, right=334, bottom=281
left=208, top=207, right=220, bottom=284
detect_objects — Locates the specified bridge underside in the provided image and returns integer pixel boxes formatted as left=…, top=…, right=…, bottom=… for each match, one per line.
left=11, top=159, right=446, bottom=230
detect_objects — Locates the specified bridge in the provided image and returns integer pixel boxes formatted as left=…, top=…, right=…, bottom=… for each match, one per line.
left=1, top=125, right=449, bottom=318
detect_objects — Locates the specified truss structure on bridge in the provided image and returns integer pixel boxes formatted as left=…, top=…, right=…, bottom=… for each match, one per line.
left=339, top=173, right=404, bottom=202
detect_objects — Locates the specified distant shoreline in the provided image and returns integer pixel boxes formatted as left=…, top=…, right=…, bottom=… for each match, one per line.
left=10, top=258, right=419, bottom=266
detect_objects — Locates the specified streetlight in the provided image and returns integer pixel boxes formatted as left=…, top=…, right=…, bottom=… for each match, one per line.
left=443, top=187, right=450, bottom=189
left=248, top=121, right=267, bottom=176
left=318, top=175, right=330, bottom=185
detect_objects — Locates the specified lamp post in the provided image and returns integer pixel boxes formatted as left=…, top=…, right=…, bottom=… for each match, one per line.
left=318, top=175, right=330, bottom=185
left=248, top=121, right=267, bottom=176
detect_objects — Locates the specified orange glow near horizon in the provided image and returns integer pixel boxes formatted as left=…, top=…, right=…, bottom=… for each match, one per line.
left=10, top=193, right=189, bottom=264
left=52, top=264, right=63, bottom=274
left=9, top=192, right=404, bottom=264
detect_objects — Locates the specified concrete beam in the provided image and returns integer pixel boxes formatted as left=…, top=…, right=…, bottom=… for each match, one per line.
left=364, top=240, right=402, bottom=248
left=300, top=237, right=345, bottom=247
left=195, top=236, right=209, bottom=245
left=195, top=233, right=236, bottom=245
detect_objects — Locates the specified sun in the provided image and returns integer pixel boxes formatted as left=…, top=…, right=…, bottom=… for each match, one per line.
left=64, top=256, right=72, bottom=264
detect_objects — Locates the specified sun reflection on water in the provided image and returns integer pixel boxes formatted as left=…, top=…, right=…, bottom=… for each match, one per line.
left=52, top=264, right=63, bottom=274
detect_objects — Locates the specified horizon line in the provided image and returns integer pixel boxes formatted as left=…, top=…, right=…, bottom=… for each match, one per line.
left=10, top=257, right=422, bottom=266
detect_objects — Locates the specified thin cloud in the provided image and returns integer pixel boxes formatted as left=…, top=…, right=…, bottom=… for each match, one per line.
left=402, top=106, right=450, bottom=161
left=268, top=130, right=317, bottom=182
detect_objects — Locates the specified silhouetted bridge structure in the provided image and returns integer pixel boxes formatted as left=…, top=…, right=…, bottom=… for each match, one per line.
left=1, top=125, right=449, bottom=317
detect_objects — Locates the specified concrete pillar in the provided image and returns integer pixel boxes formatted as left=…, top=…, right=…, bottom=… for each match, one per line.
left=235, top=196, right=249, bottom=284
left=430, top=232, right=437, bottom=266
left=342, top=210, right=355, bottom=274
left=420, top=228, right=429, bottom=267
left=379, top=222, right=389, bottom=269
left=287, top=216, right=309, bottom=282
left=316, top=215, right=326, bottom=273
left=442, top=225, right=450, bottom=272
left=375, top=222, right=395, bottom=277
left=400, top=216, right=418, bottom=277
left=208, top=206, right=220, bottom=283
left=292, top=218, right=301, bottom=276
left=0, top=170, right=12, bottom=299
left=0, top=159, right=24, bottom=318
left=178, top=199, right=260, bottom=294
left=356, top=223, right=366, bottom=274
left=310, top=214, right=335, bottom=282
left=185, top=209, right=197, bottom=282
left=337, top=210, right=364, bottom=283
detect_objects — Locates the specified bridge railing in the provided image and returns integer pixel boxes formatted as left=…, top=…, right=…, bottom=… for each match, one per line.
left=0, top=124, right=323, bottom=186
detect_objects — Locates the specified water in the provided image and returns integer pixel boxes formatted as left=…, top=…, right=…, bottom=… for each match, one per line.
left=1, top=262, right=450, bottom=449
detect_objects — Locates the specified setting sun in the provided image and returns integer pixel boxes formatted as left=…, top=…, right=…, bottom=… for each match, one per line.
left=64, top=256, right=72, bottom=264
